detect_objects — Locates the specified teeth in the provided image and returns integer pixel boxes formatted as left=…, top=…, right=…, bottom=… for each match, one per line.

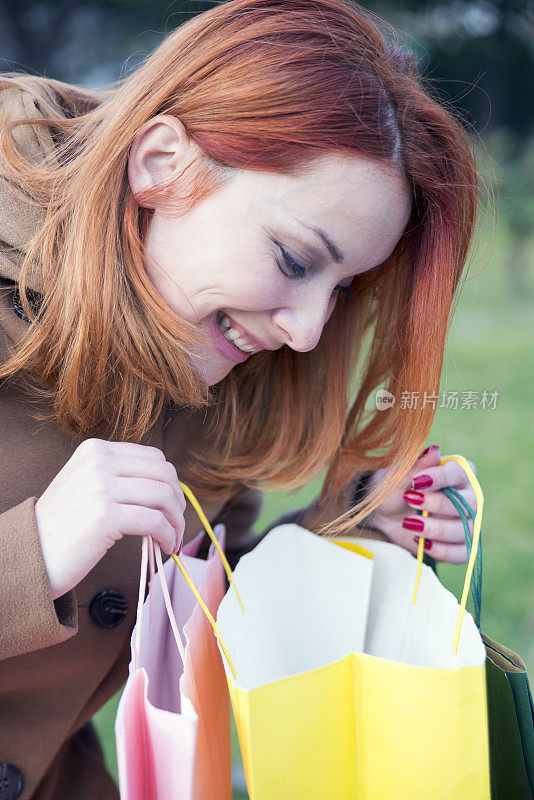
left=216, top=311, right=260, bottom=354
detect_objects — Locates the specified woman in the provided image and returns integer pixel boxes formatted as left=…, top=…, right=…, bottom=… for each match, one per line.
left=0, top=0, right=481, bottom=797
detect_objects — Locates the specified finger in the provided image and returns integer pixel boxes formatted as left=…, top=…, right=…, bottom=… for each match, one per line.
left=401, top=514, right=472, bottom=544
left=117, top=503, right=177, bottom=554
left=379, top=521, right=469, bottom=565
left=211, top=524, right=226, bottom=552
left=417, top=443, right=441, bottom=466
left=77, top=437, right=166, bottom=462
left=395, top=444, right=442, bottom=494
left=111, top=454, right=186, bottom=512
left=102, top=441, right=167, bottom=460
left=411, top=458, right=476, bottom=492
left=403, top=487, right=477, bottom=517
left=409, top=537, right=469, bottom=565
left=110, top=476, right=186, bottom=546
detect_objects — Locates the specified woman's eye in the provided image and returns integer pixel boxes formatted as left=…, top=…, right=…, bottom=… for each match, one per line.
left=275, top=242, right=353, bottom=300
left=276, top=244, right=308, bottom=279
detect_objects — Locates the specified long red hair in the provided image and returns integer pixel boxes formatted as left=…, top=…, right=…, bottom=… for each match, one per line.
left=0, top=0, right=481, bottom=535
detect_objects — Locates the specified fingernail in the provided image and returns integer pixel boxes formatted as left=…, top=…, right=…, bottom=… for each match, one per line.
left=403, top=489, right=424, bottom=505
left=412, top=536, right=433, bottom=550
left=420, top=444, right=439, bottom=458
left=413, top=474, right=433, bottom=490
left=403, top=516, right=425, bottom=532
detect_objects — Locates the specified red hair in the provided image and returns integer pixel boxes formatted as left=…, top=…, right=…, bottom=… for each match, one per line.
left=0, top=0, right=482, bottom=534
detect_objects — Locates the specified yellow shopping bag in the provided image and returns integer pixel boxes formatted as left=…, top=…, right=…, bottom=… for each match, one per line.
left=215, top=455, right=491, bottom=799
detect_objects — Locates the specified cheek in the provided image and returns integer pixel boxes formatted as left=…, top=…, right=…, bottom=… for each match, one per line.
left=143, top=215, right=183, bottom=290
left=222, top=235, right=293, bottom=307
left=144, top=212, right=176, bottom=260
left=145, top=214, right=290, bottom=312
left=221, top=262, right=289, bottom=310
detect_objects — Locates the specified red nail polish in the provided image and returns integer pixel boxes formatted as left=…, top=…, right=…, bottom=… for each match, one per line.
left=403, top=490, right=424, bottom=506
left=420, top=444, right=439, bottom=457
left=413, top=474, right=433, bottom=490
left=412, top=535, right=432, bottom=550
left=403, top=517, right=425, bottom=532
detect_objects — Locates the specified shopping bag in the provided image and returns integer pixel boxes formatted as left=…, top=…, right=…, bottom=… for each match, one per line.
left=484, top=634, right=534, bottom=799
left=428, top=480, right=534, bottom=799
left=215, top=454, right=492, bottom=799
left=115, top=497, right=234, bottom=800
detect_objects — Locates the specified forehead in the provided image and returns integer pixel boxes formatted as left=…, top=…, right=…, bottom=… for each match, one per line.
left=247, top=152, right=412, bottom=269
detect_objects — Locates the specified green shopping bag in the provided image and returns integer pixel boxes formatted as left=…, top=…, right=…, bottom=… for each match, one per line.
left=423, top=470, right=534, bottom=799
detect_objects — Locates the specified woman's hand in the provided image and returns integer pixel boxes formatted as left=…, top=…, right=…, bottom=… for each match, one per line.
left=35, top=438, right=186, bottom=600
left=365, top=445, right=477, bottom=563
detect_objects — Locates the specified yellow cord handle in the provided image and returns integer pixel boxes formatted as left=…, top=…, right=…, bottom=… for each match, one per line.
left=179, top=481, right=245, bottom=615
left=411, top=454, right=484, bottom=655
left=410, top=511, right=428, bottom=606
left=171, top=481, right=247, bottom=679
left=170, top=551, right=237, bottom=679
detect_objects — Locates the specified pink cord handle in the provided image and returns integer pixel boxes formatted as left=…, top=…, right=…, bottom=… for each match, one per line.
left=133, top=536, right=187, bottom=669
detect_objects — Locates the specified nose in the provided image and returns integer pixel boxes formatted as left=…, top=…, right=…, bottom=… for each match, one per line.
left=272, top=291, right=336, bottom=353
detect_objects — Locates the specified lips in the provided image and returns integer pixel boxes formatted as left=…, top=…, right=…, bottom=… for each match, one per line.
left=210, top=314, right=251, bottom=363
left=217, top=312, right=261, bottom=353
left=220, top=312, right=277, bottom=352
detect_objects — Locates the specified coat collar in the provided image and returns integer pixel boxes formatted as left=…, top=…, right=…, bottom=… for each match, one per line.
left=0, top=85, right=56, bottom=296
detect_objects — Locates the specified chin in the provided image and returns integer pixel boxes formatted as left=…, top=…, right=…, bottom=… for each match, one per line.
left=190, top=360, right=234, bottom=387
left=208, top=366, right=235, bottom=386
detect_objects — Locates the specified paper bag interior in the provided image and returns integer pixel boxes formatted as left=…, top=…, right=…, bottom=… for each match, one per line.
left=216, top=525, right=486, bottom=689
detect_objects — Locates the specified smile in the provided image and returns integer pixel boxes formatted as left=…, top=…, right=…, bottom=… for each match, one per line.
left=215, top=311, right=263, bottom=354
left=209, top=311, right=263, bottom=364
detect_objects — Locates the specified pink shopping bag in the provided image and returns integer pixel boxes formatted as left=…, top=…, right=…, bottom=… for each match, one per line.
left=115, top=524, right=231, bottom=800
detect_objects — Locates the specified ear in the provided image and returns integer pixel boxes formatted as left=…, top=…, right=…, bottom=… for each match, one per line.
left=127, top=114, right=194, bottom=209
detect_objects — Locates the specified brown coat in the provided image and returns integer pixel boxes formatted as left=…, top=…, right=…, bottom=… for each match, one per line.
left=0, top=86, right=386, bottom=800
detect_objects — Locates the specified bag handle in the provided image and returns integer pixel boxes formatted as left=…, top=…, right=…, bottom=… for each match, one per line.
left=411, top=485, right=482, bottom=628
left=178, top=482, right=245, bottom=614
left=440, top=487, right=481, bottom=629
left=133, top=482, right=243, bottom=679
left=134, top=535, right=189, bottom=670
left=410, top=454, right=484, bottom=656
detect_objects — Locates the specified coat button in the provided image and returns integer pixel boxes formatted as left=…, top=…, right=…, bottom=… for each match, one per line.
left=89, top=589, right=128, bottom=628
left=12, top=287, right=43, bottom=323
left=0, top=764, right=22, bottom=800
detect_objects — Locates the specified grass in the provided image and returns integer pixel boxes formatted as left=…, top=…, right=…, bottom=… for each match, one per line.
left=93, top=214, right=534, bottom=796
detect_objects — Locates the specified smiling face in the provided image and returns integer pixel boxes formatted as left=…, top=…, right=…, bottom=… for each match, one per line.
left=128, top=117, right=412, bottom=385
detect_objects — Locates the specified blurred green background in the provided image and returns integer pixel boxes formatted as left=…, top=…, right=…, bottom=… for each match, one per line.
left=2, top=1, right=532, bottom=797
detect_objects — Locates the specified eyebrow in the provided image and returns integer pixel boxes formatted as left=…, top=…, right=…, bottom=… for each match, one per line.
left=292, top=218, right=345, bottom=264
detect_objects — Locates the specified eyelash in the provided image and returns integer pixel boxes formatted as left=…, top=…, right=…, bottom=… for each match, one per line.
left=276, top=244, right=354, bottom=300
